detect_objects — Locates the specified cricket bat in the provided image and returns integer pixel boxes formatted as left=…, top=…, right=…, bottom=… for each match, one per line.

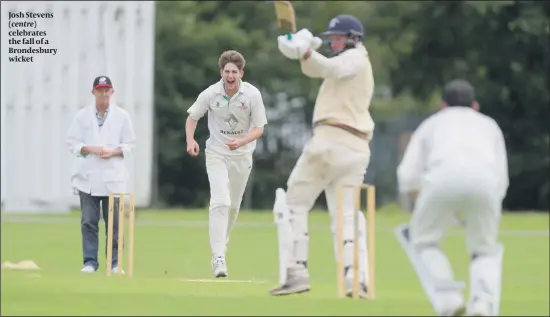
left=273, top=0, right=296, bottom=40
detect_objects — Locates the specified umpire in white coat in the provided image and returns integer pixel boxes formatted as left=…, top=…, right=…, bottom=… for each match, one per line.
left=66, top=76, right=136, bottom=274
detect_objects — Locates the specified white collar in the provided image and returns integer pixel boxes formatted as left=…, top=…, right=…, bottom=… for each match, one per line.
left=218, top=79, right=245, bottom=98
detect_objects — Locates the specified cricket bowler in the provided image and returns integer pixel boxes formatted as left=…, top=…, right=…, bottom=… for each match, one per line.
left=185, top=50, right=268, bottom=278
left=270, top=15, right=374, bottom=298
left=395, top=79, right=509, bottom=316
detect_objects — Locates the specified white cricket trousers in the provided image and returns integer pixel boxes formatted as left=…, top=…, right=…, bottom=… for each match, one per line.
left=285, top=134, right=371, bottom=279
left=205, top=148, right=253, bottom=258
left=409, top=162, right=502, bottom=255
left=408, top=162, right=504, bottom=315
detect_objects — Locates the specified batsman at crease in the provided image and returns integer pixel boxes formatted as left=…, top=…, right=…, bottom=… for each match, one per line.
left=270, top=14, right=375, bottom=298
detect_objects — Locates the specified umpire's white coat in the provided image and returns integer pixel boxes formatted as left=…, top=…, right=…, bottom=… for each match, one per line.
left=66, top=104, right=136, bottom=197
left=398, top=106, right=508, bottom=254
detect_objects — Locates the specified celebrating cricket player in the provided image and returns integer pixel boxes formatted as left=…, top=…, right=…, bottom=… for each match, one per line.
left=185, top=50, right=268, bottom=278
left=394, top=79, right=509, bottom=316
left=270, top=15, right=374, bottom=298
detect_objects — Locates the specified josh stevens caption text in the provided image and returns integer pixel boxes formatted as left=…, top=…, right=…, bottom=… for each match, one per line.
left=7, top=11, right=57, bottom=62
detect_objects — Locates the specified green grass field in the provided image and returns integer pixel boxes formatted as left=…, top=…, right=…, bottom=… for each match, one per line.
left=1, top=206, right=548, bottom=316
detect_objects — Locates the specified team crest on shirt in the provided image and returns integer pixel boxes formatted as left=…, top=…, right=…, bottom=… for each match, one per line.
left=238, top=100, right=249, bottom=111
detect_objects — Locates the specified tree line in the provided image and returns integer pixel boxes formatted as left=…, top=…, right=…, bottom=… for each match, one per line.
left=153, top=1, right=549, bottom=211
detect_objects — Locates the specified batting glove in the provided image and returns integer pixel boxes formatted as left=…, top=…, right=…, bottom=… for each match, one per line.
left=294, top=28, right=323, bottom=50
left=277, top=35, right=310, bottom=60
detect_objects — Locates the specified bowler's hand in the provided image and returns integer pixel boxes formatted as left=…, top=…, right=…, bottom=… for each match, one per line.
left=227, top=138, right=246, bottom=151
left=187, top=139, right=200, bottom=156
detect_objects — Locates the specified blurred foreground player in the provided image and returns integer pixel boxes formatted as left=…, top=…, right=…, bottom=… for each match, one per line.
left=395, top=79, right=508, bottom=316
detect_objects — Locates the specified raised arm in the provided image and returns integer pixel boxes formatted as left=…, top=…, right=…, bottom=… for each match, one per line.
left=300, top=47, right=367, bottom=79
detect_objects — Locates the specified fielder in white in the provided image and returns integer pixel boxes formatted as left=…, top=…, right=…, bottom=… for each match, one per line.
left=270, top=15, right=375, bottom=298
left=395, top=79, right=508, bottom=316
left=185, top=50, right=268, bottom=278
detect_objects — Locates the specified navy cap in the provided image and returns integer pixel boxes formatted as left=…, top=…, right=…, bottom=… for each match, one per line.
left=93, top=76, right=113, bottom=89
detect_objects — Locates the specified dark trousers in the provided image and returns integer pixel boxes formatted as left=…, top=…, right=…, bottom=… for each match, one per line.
left=79, top=190, right=120, bottom=270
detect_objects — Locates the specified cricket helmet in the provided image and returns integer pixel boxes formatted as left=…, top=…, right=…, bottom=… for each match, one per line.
left=320, top=14, right=364, bottom=55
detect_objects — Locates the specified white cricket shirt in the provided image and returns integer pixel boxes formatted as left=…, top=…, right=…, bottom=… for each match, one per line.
left=397, top=107, right=509, bottom=199
left=187, top=79, right=268, bottom=156
left=299, top=44, right=375, bottom=154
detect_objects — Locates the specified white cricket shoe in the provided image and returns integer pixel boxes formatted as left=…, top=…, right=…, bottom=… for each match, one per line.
left=211, top=256, right=228, bottom=278
left=467, top=298, right=492, bottom=316
left=437, top=292, right=466, bottom=316
left=344, top=267, right=369, bottom=299
left=80, top=265, right=96, bottom=273
left=269, top=267, right=310, bottom=296
left=112, top=266, right=126, bottom=274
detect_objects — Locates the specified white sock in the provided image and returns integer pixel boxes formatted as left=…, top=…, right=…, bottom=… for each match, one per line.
left=209, top=204, right=230, bottom=257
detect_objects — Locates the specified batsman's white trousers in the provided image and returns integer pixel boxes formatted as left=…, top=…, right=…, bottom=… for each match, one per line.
left=285, top=132, right=371, bottom=279
left=410, top=162, right=502, bottom=255
left=205, top=148, right=252, bottom=257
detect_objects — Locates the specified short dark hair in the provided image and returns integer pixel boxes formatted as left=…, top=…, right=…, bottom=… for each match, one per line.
left=443, top=79, right=475, bottom=107
left=218, top=50, right=246, bottom=71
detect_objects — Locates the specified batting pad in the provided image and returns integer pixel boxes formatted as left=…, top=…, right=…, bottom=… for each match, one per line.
left=330, top=210, right=369, bottom=285
left=394, top=224, right=466, bottom=314
left=273, top=188, right=292, bottom=285
left=493, top=243, right=504, bottom=316
left=354, top=210, right=369, bottom=284
left=469, top=243, right=504, bottom=316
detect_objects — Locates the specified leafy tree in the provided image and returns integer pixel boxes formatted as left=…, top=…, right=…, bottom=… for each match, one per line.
left=386, top=0, right=549, bottom=210
left=153, top=1, right=548, bottom=211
